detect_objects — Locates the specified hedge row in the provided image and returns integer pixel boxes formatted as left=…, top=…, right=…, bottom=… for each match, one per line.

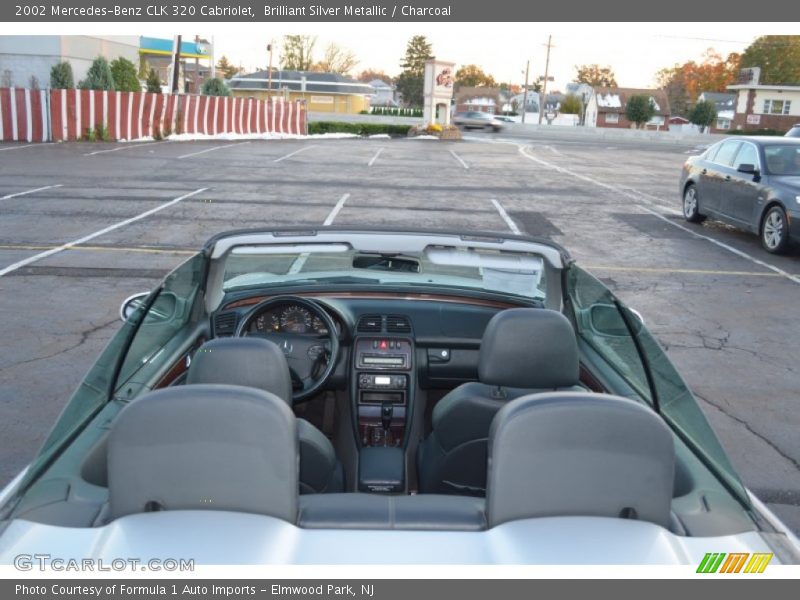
left=309, top=122, right=412, bottom=136
left=725, top=128, right=787, bottom=136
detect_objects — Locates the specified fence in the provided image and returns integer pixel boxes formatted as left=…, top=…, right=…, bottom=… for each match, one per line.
left=0, top=88, right=49, bottom=142
left=0, top=88, right=307, bottom=142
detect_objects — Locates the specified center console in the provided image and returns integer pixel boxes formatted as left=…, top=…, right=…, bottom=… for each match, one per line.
left=353, top=336, right=413, bottom=448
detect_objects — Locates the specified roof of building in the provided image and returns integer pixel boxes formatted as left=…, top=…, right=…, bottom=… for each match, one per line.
left=228, top=70, right=374, bottom=95
left=368, top=79, right=394, bottom=91
left=699, top=91, right=736, bottom=111
left=455, top=86, right=502, bottom=104
left=591, top=87, right=671, bottom=116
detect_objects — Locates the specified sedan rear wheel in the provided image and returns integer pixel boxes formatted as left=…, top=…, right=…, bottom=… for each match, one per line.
left=682, top=185, right=705, bottom=223
left=761, top=206, right=790, bottom=254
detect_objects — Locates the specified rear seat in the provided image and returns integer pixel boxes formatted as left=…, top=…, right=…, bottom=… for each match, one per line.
left=298, top=493, right=486, bottom=531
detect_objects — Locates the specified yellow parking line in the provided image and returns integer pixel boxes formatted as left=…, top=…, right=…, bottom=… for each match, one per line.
left=584, top=265, right=793, bottom=278
left=0, top=244, right=194, bottom=255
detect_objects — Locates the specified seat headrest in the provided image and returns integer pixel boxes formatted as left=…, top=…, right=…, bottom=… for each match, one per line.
left=486, top=392, right=674, bottom=528
left=187, top=337, right=293, bottom=405
left=108, top=385, right=298, bottom=521
left=479, top=309, right=579, bottom=389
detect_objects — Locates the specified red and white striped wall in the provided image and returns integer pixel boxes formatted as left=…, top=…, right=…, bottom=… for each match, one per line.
left=0, top=88, right=307, bottom=143
left=0, top=88, right=49, bottom=142
left=48, top=90, right=306, bottom=141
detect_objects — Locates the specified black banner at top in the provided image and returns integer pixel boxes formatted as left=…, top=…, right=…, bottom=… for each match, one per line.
left=2, top=0, right=800, bottom=22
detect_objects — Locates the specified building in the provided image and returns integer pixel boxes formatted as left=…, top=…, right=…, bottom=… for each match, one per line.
left=509, top=91, right=540, bottom=115
left=454, top=86, right=502, bottom=114
left=0, top=35, right=139, bottom=89
left=367, top=79, right=397, bottom=107
left=698, top=91, right=736, bottom=132
left=227, top=70, right=374, bottom=114
left=139, top=36, right=212, bottom=94
left=727, top=68, right=800, bottom=133
left=585, top=87, right=671, bottom=130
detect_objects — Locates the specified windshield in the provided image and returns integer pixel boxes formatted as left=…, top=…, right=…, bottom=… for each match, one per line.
left=764, top=144, right=800, bottom=175
left=222, top=245, right=547, bottom=302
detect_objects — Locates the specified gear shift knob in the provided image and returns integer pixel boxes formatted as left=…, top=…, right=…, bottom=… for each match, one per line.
left=381, top=403, right=393, bottom=432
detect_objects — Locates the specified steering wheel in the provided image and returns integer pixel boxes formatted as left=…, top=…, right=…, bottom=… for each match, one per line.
left=235, top=296, right=340, bottom=403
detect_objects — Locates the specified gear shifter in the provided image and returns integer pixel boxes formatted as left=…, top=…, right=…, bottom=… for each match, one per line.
left=381, top=403, right=393, bottom=446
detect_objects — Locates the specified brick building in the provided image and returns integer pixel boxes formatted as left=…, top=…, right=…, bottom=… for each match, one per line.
left=585, top=87, right=671, bottom=130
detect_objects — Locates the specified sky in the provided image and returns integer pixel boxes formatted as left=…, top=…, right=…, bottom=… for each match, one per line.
left=192, top=22, right=798, bottom=90
left=19, top=22, right=797, bottom=90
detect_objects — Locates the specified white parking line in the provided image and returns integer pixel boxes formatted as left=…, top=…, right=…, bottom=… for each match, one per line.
left=1, top=184, right=62, bottom=200
left=517, top=145, right=800, bottom=286
left=368, top=147, right=385, bottom=167
left=0, top=144, right=39, bottom=152
left=177, top=142, right=250, bottom=160
left=0, top=188, right=208, bottom=278
left=323, top=193, right=350, bottom=226
left=84, top=141, right=170, bottom=156
left=273, top=145, right=317, bottom=163
left=450, top=150, right=469, bottom=169
left=490, top=199, right=522, bottom=235
left=288, top=193, right=351, bottom=274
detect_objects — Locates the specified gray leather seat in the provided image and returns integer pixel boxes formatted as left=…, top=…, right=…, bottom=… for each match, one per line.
left=187, top=337, right=344, bottom=494
left=108, top=384, right=298, bottom=521
left=487, top=392, right=675, bottom=528
left=417, top=308, right=581, bottom=495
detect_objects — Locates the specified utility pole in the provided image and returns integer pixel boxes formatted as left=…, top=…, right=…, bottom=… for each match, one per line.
left=194, top=35, right=200, bottom=94
left=267, top=40, right=274, bottom=98
left=521, top=60, right=530, bottom=124
left=539, top=35, right=553, bottom=125
left=170, top=35, right=182, bottom=94
left=210, top=35, right=215, bottom=79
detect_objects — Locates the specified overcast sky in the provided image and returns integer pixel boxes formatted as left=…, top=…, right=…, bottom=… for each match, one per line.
left=193, top=22, right=796, bottom=89
left=28, top=22, right=796, bottom=90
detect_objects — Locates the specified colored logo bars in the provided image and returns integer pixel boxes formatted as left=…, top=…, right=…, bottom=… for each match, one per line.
left=696, top=552, right=773, bottom=573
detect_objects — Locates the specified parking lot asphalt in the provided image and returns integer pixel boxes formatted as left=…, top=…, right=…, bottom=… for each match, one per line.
left=1, top=133, right=798, bottom=532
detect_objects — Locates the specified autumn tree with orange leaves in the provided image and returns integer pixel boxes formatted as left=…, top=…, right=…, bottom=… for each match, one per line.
left=655, top=49, right=740, bottom=117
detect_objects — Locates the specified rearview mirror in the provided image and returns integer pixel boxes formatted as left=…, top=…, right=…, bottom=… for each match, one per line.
left=120, top=292, right=178, bottom=323
left=589, top=304, right=644, bottom=337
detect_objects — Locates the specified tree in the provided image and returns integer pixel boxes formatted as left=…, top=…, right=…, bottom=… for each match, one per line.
left=396, top=35, right=434, bottom=107
left=357, top=69, right=393, bottom=83
left=560, top=94, right=582, bottom=115
left=110, top=57, right=141, bottom=92
left=201, top=77, right=230, bottom=96
left=689, top=99, right=718, bottom=133
left=313, top=42, right=358, bottom=75
left=740, top=35, right=800, bottom=84
left=625, top=94, right=656, bottom=128
left=146, top=68, right=162, bottom=93
left=216, top=56, right=241, bottom=79
left=575, top=64, right=617, bottom=87
left=655, top=49, right=740, bottom=116
left=79, top=56, right=115, bottom=91
left=455, top=64, right=496, bottom=88
left=50, top=61, right=74, bottom=89
left=281, top=35, right=317, bottom=71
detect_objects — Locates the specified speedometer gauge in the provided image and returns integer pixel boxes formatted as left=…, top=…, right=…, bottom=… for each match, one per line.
left=311, top=315, right=329, bottom=335
left=280, top=305, right=312, bottom=333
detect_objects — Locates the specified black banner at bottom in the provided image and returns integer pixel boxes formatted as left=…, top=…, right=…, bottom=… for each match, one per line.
left=4, top=579, right=798, bottom=600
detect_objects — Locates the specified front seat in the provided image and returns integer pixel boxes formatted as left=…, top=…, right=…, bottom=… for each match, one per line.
left=108, top=384, right=298, bottom=521
left=486, top=392, right=674, bottom=528
left=417, top=308, right=581, bottom=495
left=186, top=337, right=344, bottom=494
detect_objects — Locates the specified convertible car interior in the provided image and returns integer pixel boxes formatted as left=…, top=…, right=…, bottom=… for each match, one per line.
left=1, top=229, right=794, bottom=564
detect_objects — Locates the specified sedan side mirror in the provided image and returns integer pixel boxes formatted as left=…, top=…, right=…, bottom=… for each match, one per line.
left=737, top=163, right=759, bottom=175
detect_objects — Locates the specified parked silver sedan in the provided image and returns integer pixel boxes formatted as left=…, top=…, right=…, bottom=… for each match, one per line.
left=452, top=111, right=504, bottom=132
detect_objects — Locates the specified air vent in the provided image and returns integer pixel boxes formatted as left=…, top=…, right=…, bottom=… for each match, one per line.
left=214, top=312, right=238, bottom=336
left=357, top=315, right=383, bottom=333
left=386, top=315, right=411, bottom=333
